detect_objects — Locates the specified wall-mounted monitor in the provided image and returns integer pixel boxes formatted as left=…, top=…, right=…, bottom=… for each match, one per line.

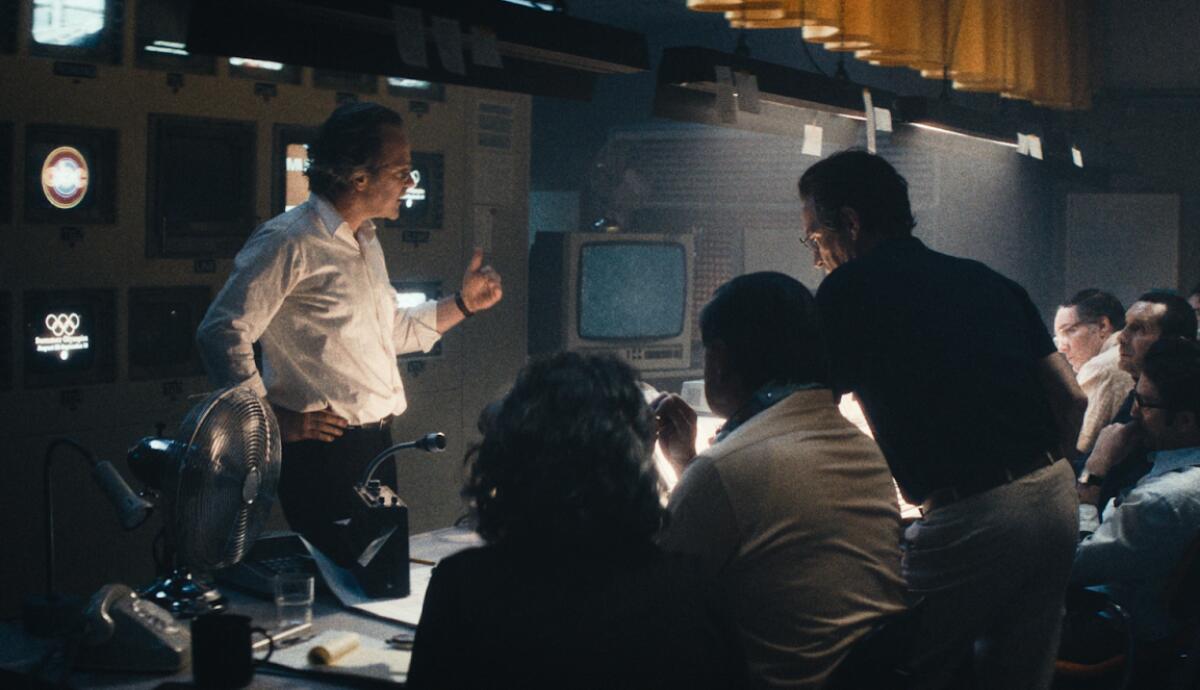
left=30, top=0, right=124, bottom=63
left=0, top=122, right=12, bottom=223
left=24, top=124, right=118, bottom=225
left=147, top=114, right=256, bottom=257
left=390, top=280, right=443, bottom=360
left=313, top=69, right=377, bottom=94
left=128, top=286, right=210, bottom=381
left=529, top=232, right=694, bottom=373
left=0, top=292, right=11, bottom=390
left=1, top=0, right=16, bottom=53
left=271, top=124, right=316, bottom=216
left=381, top=151, right=444, bottom=230
left=228, top=57, right=301, bottom=84
left=135, top=0, right=215, bottom=73
left=23, top=288, right=117, bottom=389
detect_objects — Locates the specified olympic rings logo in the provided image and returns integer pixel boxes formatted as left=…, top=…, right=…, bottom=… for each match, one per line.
left=45, top=313, right=82, bottom=337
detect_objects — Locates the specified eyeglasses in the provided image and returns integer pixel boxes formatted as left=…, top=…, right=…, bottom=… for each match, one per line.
left=1134, top=392, right=1171, bottom=410
left=800, top=233, right=822, bottom=250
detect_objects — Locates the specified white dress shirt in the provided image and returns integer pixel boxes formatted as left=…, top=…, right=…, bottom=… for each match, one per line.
left=1075, top=332, right=1135, bottom=452
left=197, top=194, right=441, bottom=425
left=1073, top=446, right=1200, bottom=640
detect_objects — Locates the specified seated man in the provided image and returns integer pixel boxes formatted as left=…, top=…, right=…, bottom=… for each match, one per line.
left=1073, top=337, right=1200, bottom=643
left=1081, top=292, right=1199, bottom=506
left=407, top=353, right=746, bottom=690
left=1054, top=289, right=1133, bottom=454
left=654, top=272, right=906, bottom=689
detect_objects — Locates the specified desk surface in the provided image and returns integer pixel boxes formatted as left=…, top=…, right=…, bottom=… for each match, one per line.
left=2, top=586, right=415, bottom=688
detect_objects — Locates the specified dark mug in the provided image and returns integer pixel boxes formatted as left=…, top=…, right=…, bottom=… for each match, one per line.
left=191, top=612, right=273, bottom=688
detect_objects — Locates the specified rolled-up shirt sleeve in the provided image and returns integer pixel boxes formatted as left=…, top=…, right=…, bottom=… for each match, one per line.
left=1071, top=488, right=1182, bottom=585
left=393, top=299, right=441, bottom=356
left=196, top=228, right=302, bottom=397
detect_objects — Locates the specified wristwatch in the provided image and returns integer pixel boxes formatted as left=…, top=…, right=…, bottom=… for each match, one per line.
left=1078, top=469, right=1106, bottom=487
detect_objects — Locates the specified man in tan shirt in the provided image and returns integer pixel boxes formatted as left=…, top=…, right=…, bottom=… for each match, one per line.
left=1054, top=289, right=1134, bottom=454
left=654, top=272, right=906, bottom=689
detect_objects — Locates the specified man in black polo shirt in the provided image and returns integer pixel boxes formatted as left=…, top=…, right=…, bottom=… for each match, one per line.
left=802, top=150, right=1087, bottom=689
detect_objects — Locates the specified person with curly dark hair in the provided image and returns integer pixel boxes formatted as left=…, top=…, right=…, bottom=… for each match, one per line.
left=407, top=352, right=747, bottom=689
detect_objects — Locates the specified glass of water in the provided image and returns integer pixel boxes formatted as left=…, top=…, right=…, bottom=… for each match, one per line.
left=273, top=571, right=314, bottom=629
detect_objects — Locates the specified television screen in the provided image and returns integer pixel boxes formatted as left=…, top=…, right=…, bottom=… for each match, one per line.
left=271, top=124, right=316, bottom=215
left=228, top=57, right=301, bottom=84
left=1, top=0, right=16, bottom=53
left=382, top=151, right=443, bottom=230
left=0, top=122, right=11, bottom=222
left=135, top=0, right=215, bottom=73
left=23, top=289, right=116, bottom=388
left=24, top=124, right=118, bottom=225
left=128, top=286, right=211, bottom=380
left=0, top=292, right=10, bottom=390
left=578, top=242, right=687, bottom=340
left=30, top=0, right=123, bottom=63
left=147, top=115, right=256, bottom=257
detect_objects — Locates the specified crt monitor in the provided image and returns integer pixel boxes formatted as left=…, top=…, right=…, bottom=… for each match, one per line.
left=128, top=286, right=211, bottom=381
left=23, top=288, right=117, bottom=388
left=381, top=151, right=444, bottom=230
left=30, top=0, right=123, bottom=63
left=271, top=124, right=317, bottom=216
left=24, top=124, right=118, bottom=225
left=529, top=232, right=694, bottom=372
left=147, top=114, right=256, bottom=257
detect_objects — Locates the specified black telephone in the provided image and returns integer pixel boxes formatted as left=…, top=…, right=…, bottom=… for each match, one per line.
left=75, top=584, right=191, bottom=673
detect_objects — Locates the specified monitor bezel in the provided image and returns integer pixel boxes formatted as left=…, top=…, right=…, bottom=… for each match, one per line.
left=133, top=0, right=216, bottom=73
left=127, top=285, right=211, bottom=381
left=145, top=114, right=257, bottom=258
left=574, top=240, right=690, bottom=343
left=380, top=150, right=444, bottom=231
left=0, top=291, right=11, bottom=390
left=22, top=288, right=117, bottom=389
left=24, top=124, right=119, bottom=225
left=0, top=122, right=12, bottom=223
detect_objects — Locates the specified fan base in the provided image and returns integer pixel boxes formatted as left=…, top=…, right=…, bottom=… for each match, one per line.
left=142, top=567, right=227, bottom=618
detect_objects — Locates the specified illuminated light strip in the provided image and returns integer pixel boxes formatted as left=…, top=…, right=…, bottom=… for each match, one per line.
left=499, top=0, right=557, bottom=10
left=387, top=77, right=434, bottom=90
left=907, top=122, right=1019, bottom=149
left=145, top=45, right=190, bottom=56
left=229, top=57, right=285, bottom=71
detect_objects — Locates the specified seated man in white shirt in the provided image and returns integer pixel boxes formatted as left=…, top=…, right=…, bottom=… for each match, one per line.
left=653, top=272, right=906, bottom=689
left=1054, top=289, right=1134, bottom=454
left=1073, top=337, right=1200, bottom=643
left=197, top=102, right=502, bottom=560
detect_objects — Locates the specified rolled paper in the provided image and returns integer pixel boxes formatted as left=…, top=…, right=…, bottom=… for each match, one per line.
left=308, top=632, right=361, bottom=665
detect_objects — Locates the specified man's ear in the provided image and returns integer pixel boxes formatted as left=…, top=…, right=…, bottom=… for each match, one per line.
left=840, top=207, right=862, bottom=242
left=1096, top=316, right=1114, bottom=338
left=350, top=169, right=370, bottom=191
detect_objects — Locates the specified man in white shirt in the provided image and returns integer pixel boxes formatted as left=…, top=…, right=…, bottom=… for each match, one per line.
left=1054, top=289, right=1133, bottom=454
left=1073, top=338, right=1200, bottom=643
left=197, top=102, right=502, bottom=559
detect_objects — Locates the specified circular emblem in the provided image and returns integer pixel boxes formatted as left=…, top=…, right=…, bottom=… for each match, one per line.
left=41, top=146, right=90, bottom=209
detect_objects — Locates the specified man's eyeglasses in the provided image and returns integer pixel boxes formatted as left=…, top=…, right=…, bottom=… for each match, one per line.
left=800, top=233, right=822, bottom=250
left=1134, top=392, right=1171, bottom=410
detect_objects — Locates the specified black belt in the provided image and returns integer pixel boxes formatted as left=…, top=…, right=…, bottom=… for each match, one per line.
left=920, top=450, right=1058, bottom=514
left=345, top=416, right=393, bottom=431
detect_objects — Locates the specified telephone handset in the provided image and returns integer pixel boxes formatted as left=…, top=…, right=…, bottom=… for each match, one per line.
left=75, top=584, right=190, bottom=673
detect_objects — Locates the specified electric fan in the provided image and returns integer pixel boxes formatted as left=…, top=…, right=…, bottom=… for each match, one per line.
left=128, top=386, right=281, bottom=617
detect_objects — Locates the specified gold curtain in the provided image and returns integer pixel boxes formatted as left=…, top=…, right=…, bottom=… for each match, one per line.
left=690, top=0, right=1092, bottom=110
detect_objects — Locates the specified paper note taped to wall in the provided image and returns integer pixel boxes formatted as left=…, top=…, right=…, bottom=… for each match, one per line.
left=803, top=124, right=823, bottom=157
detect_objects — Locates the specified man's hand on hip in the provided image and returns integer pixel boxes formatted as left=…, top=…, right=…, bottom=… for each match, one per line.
left=274, top=405, right=349, bottom=443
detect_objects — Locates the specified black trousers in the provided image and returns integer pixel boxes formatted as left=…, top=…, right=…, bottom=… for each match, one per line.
left=277, top=426, right=397, bottom=565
